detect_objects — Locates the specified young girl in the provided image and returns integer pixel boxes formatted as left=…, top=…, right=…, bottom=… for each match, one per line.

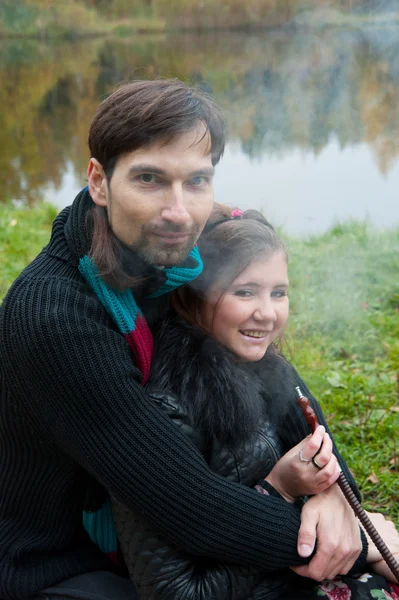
left=112, top=205, right=399, bottom=599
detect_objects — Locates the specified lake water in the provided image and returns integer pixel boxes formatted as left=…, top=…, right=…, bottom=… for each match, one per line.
left=2, top=19, right=399, bottom=236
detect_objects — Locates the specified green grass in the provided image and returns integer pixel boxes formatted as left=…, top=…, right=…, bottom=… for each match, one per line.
left=0, top=202, right=57, bottom=299
left=286, top=222, right=399, bottom=524
left=1, top=203, right=398, bottom=525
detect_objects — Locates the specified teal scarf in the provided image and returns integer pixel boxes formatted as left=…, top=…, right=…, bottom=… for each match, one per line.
left=79, top=245, right=203, bottom=561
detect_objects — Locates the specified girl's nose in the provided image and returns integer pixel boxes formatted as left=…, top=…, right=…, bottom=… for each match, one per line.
left=253, top=299, right=277, bottom=322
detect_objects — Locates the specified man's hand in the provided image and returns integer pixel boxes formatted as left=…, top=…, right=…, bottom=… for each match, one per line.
left=290, top=483, right=363, bottom=581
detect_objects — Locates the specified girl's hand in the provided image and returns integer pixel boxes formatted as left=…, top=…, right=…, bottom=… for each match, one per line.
left=362, top=511, right=399, bottom=582
left=370, top=554, right=399, bottom=583
left=265, top=426, right=341, bottom=502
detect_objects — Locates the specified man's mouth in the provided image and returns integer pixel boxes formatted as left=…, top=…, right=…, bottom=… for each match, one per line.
left=151, top=231, right=191, bottom=245
left=154, top=232, right=189, bottom=239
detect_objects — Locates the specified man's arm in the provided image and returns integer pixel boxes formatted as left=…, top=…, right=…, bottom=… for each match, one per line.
left=292, top=484, right=368, bottom=580
left=3, top=277, right=309, bottom=572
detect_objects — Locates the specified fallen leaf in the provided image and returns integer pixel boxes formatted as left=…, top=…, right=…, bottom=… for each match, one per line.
left=367, top=471, right=379, bottom=485
left=326, top=372, right=347, bottom=389
left=379, top=467, right=391, bottom=474
left=389, top=406, right=399, bottom=412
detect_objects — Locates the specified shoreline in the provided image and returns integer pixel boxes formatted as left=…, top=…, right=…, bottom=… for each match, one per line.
left=1, top=11, right=398, bottom=41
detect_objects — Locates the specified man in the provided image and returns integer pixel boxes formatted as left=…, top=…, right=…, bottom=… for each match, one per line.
left=0, top=79, right=366, bottom=600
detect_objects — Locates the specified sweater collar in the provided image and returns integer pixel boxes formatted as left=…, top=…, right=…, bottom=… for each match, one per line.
left=46, top=187, right=94, bottom=266
left=48, top=187, right=164, bottom=294
left=64, top=186, right=92, bottom=262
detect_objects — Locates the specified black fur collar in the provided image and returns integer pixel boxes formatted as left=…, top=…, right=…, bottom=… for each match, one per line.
left=148, top=315, right=291, bottom=447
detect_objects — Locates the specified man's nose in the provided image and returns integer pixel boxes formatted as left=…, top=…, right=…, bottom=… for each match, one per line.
left=161, top=183, right=191, bottom=226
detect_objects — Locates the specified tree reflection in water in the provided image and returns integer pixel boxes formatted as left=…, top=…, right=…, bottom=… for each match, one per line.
left=1, top=23, right=399, bottom=212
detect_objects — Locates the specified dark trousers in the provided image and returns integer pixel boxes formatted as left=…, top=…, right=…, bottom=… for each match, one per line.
left=30, top=571, right=138, bottom=600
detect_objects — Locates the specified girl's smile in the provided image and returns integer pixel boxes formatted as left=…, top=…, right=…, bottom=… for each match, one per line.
left=204, top=250, right=289, bottom=362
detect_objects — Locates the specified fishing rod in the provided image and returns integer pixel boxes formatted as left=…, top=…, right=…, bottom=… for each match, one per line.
left=295, top=386, right=399, bottom=582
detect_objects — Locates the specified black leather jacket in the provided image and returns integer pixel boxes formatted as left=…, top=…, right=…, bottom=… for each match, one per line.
left=112, top=316, right=366, bottom=600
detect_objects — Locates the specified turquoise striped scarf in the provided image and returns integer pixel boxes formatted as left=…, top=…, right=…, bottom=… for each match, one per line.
left=79, top=245, right=203, bottom=561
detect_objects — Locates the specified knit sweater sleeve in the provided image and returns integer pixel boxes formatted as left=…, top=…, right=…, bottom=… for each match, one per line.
left=111, top=391, right=296, bottom=599
left=5, top=276, right=308, bottom=571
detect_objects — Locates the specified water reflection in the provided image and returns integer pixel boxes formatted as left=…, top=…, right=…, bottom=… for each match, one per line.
left=1, top=23, right=399, bottom=234
left=214, top=142, right=399, bottom=235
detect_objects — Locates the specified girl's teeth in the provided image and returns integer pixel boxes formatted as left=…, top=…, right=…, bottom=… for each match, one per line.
left=241, top=330, right=265, bottom=338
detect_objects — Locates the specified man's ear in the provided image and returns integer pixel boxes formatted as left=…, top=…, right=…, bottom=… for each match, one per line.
left=87, top=158, right=108, bottom=207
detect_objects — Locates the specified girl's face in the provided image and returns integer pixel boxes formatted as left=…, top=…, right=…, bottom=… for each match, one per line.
left=204, top=251, right=289, bottom=362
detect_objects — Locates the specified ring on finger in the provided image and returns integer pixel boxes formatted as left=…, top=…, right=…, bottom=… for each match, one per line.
left=299, top=448, right=312, bottom=463
left=312, top=456, right=323, bottom=470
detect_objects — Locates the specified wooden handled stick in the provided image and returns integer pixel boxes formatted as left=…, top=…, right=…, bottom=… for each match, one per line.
left=295, top=386, right=399, bottom=582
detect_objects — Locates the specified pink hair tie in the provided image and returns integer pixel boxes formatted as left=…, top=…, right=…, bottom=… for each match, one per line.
left=204, top=209, right=243, bottom=233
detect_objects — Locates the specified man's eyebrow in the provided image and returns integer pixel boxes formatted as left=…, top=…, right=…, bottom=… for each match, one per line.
left=190, top=167, right=215, bottom=177
left=127, top=165, right=215, bottom=178
left=127, top=164, right=166, bottom=176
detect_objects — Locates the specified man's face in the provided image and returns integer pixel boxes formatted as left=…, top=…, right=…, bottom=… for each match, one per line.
left=89, top=125, right=215, bottom=267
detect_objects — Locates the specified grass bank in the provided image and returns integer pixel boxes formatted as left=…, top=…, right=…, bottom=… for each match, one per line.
left=287, top=223, right=399, bottom=524
left=0, top=1, right=106, bottom=39
left=1, top=203, right=398, bottom=525
left=0, top=0, right=165, bottom=39
left=1, top=1, right=399, bottom=39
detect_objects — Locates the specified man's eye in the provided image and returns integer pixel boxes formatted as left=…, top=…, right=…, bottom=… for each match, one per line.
left=190, top=176, right=207, bottom=186
left=139, top=174, right=158, bottom=184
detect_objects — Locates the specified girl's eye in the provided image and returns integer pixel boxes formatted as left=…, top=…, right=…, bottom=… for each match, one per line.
left=234, top=289, right=254, bottom=298
left=271, top=290, right=287, bottom=298
left=138, top=174, right=159, bottom=184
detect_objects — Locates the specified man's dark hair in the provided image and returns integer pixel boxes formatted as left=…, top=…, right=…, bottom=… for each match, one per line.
left=89, top=78, right=225, bottom=180
left=87, top=79, right=225, bottom=290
